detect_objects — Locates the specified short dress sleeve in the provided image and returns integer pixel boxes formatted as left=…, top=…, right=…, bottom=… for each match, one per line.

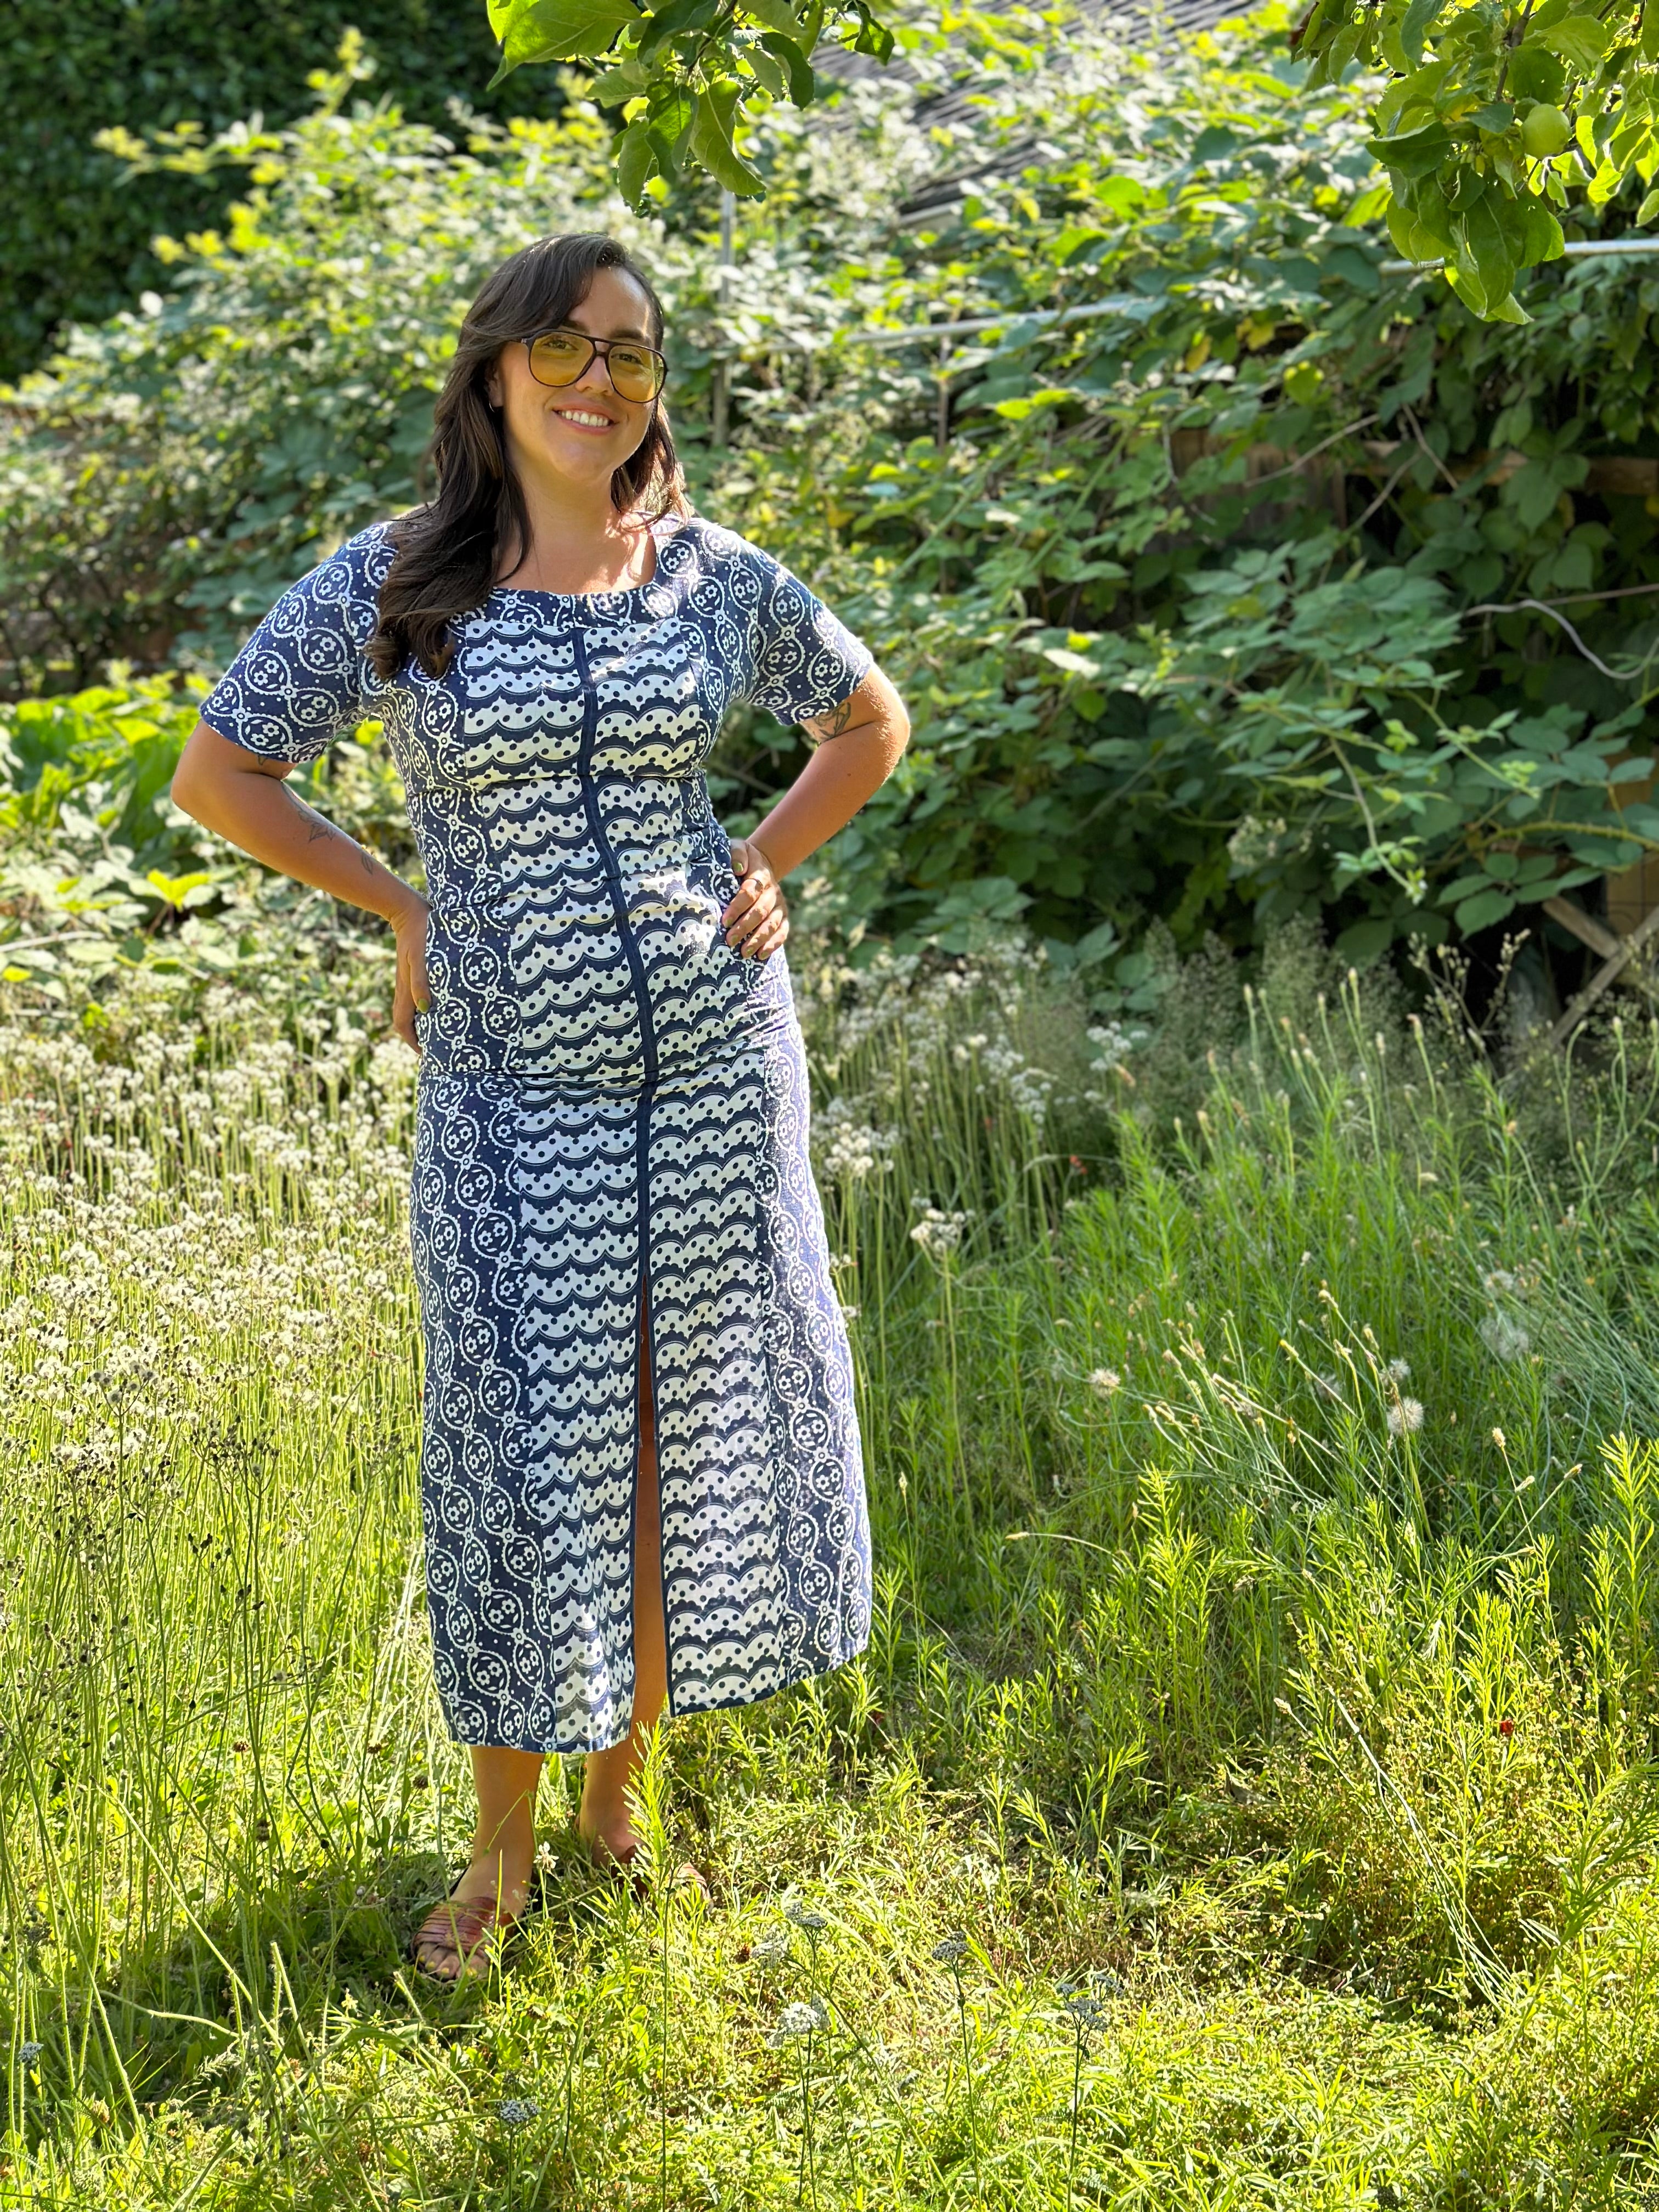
left=736, top=540, right=875, bottom=727
left=198, top=525, right=391, bottom=765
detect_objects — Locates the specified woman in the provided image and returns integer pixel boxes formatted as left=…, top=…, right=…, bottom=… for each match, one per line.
left=171, top=230, right=910, bottom=1982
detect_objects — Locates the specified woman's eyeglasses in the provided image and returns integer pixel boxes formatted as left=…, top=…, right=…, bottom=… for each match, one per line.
left=524, top=326, right=668, bottom=404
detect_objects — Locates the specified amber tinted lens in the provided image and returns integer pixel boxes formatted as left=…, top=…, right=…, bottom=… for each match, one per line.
left=606, top=343, right=665, bottom=401
left=527, top=331, right=591, bottom=387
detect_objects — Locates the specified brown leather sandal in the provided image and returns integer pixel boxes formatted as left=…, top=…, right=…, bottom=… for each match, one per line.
left=410, top=1889, right=521, bottom=1983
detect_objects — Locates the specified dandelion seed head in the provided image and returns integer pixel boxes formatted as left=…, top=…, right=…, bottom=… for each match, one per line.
left=1387, top=1358, right=1410, bottom=1382
left=1087, top=1367, right=1121, bottom=1397
left=1480, top=1312, right=1531, bottom=1363
left=1387, top=1398, right=1425, bottom=1436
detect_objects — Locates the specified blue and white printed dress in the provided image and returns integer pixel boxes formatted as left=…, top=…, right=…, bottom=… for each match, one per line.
left=201, top=510, right=874, bottom=1753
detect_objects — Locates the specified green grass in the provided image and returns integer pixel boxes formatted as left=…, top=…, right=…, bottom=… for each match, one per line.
left=5, top=920, right=1659, bottom=2208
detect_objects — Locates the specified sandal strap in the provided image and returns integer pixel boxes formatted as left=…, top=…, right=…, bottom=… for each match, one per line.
left=414, top=1893, right=516, bottom=1959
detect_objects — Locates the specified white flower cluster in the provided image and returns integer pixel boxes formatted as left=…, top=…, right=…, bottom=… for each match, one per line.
left=909, top=1203, right=973, bottom=1260
left=0, top=1007, right=423, bottom=1470
left=812, top=1094, right=901, bottom=1181
left=1086, top=1021, right=1149, bottom=1076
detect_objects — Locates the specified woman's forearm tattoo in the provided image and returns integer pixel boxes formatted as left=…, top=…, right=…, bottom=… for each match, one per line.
left=300, top=799, right=381, bottom=877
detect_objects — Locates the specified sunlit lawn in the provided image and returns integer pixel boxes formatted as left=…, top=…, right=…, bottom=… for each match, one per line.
left=4, top=924, right=1659, bottom=2208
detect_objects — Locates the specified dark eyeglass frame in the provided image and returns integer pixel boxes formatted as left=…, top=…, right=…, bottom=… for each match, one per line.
left=522, top=325, right=669, bottom=402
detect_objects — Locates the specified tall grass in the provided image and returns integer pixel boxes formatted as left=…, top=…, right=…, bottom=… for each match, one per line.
left=3, top=925, right=1659, bottom=2207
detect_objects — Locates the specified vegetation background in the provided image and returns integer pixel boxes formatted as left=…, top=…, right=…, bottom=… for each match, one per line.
left=0, top=0, right=560, bottom=379
left=5, top=3, right=1659, bottom=2205
left=4, top=5, right=1659, bottom=1014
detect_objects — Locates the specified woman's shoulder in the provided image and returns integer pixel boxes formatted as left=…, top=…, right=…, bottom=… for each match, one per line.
left=266, top=520, right=400, bottom=644
left=662, top=512, right=793, bottom=591
left=313, top=516, right=401, bottom=593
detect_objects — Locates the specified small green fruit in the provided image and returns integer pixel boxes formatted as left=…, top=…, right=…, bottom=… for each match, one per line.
left=1522, top=104, right=1572, bottom=157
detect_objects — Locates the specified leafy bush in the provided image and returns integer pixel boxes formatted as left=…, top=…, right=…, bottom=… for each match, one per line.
left=4, top=9, right=1658, bottom=992
left=0, top=3, right=559, bottom=378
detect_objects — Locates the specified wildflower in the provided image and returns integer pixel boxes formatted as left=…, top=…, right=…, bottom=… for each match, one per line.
left=931, top=1932, right=969, bottom=1967
left=1087, top=1368, right=1121, bottom=1397
left=18, top=2041, right=41, bottom=2066
left=498, top=2097, right=539, bottom=2127
left=751, top=1931, right=792, bottom=1966
left=1064, top=1994, right=1105, bottom=2029
left=1498, top=1717, right=1514, bottom=1739
left=770, top=1998, right=831, bottom=2044
left=910, top=1207, right=970, bottom=1260
left=1086, top=1021, right=1149, bottom=1074
left=535, top=1839, right=555, bottom=1870
left=784, top=1901, right=828, bottom=1932
left=1480, top=1312, right=1531, bottom=1363
left=1387, top=1398, right=1425, bottom=1436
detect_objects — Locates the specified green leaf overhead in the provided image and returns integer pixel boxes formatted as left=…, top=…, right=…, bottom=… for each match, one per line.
left=690, top=78, right=765, bottom=194
left=1300, top=0, right=1659, bottom=318
left=758, top=30, right=816, bottom=103
left=481, top=0, right=883, bottom=195
left=487, top=0, right=643, bottom=80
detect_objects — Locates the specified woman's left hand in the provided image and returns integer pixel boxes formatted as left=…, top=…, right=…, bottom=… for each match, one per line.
left=724, top=837, right=789, bottom=962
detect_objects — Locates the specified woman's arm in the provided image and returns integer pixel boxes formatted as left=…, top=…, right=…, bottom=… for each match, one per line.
left=721, top=664, right=910, bottom=961
left=171, top=720, right=431, bottom=1051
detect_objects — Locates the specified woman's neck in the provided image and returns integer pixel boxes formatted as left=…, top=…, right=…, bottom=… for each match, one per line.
left=495, top=469, right=654, bottom=595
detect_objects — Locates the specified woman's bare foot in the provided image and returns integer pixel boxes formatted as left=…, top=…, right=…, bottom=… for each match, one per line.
left=576, top=1798, right=642, bottom=1878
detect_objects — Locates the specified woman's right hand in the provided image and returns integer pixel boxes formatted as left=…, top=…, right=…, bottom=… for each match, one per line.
left=390, top=889, right=432, bottom=1054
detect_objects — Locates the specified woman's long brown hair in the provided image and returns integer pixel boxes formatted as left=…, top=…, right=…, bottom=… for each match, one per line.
left=369, top=232, right=686, bottom=681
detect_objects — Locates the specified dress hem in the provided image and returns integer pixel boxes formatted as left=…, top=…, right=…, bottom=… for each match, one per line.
left=443, top=1630, right=872, bottom=1758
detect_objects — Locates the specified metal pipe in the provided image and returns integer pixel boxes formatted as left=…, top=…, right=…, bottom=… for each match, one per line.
left=1379, top=238, right=1659, bottom=274
left=850, top=296, right=1142, bottom=347
left=844, top=239, right=1659, bottom=349
left=710, top=188, right=737, bottom=446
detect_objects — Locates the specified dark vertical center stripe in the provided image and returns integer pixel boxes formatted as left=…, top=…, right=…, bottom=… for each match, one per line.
left=568, top=625, right=674, bottom=1712
left=569, top=627, right=659, bottom=1089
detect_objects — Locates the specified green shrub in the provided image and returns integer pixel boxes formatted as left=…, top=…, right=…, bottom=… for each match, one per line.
left=0, top=4, right=559, bottom=379
left=4, top=10, right=1658, bottom=981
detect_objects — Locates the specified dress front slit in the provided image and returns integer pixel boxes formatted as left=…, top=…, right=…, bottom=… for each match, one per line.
left=633, top=1226, right=673, bottom=1722
left=198, top=508, right=876, bottom=1756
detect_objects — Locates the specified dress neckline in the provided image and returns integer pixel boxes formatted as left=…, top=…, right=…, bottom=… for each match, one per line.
left=488, top=511, right=688, bottom=607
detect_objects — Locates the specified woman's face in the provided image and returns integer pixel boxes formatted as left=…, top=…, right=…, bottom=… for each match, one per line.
left=486, top=264, right=659, bottom=506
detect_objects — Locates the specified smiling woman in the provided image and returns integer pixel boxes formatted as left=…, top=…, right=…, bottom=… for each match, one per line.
left=167, top=230, right=911, bottom=1984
